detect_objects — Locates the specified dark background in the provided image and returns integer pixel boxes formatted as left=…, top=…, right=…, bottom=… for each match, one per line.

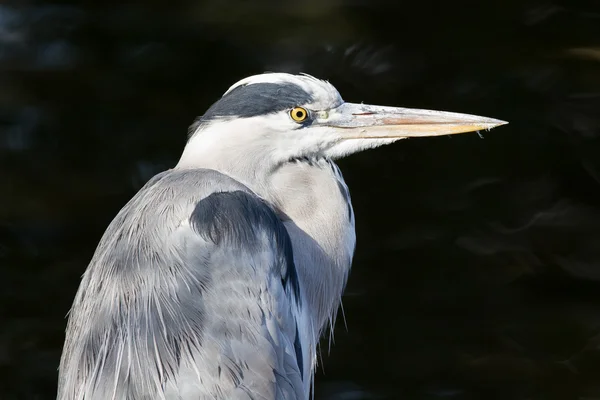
left=2, top=0, right=600, bottom=399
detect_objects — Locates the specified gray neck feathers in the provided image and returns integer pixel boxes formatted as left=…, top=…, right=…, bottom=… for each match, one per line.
left=180, top=155, right=356, bottom=332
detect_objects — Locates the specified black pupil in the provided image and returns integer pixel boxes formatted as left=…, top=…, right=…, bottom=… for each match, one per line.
left=295, top=110, right=304, bottom=118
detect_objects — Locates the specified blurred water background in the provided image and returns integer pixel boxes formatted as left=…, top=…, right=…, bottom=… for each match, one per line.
left=2, top=0, right=600, bottom=399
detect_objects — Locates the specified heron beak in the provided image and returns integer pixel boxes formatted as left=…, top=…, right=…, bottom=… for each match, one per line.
left=324, top=102, right=508, bottom=138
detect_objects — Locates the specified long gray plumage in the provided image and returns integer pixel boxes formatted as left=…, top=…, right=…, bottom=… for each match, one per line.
left=58, top=72, right=506, bottom=400
left=59, top=169, right=314, bottom=399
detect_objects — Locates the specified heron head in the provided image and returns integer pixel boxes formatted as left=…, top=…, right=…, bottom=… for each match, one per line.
left=179, top=73, right=507, bottom=168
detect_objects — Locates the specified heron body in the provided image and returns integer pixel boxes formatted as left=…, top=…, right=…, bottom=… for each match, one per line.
left=58, top=73, right=506, bottom=400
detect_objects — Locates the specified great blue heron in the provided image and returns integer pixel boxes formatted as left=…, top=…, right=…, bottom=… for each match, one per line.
left=57, top=72, right=507, bottom=400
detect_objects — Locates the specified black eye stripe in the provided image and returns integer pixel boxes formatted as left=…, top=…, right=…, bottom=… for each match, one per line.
left=201, top=83, right=314, bottom=121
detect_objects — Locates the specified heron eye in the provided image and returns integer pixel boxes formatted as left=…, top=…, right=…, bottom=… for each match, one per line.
left=290, top=107, right=308, bottom=123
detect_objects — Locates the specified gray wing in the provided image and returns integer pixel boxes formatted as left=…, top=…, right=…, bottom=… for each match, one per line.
left=57, top=169, right=312, bottom=400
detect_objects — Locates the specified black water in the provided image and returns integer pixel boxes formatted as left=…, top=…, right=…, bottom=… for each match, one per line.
left=2, top=0, right=600, bottom=399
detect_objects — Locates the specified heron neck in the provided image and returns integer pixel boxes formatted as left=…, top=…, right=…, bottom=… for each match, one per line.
left=177, top=138, right=355, bottom=332
left=265, top=159, right=356, bottom=332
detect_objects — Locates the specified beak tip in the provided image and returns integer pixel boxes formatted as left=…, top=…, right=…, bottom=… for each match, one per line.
left=486, top=118, right=509, bottom=129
